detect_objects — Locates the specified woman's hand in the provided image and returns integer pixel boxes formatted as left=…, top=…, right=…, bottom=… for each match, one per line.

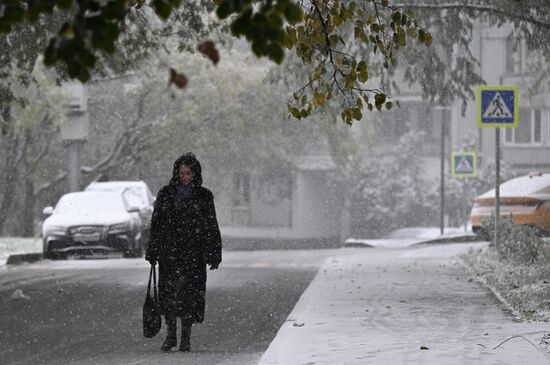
left=208, top=263, right=219, bottom=270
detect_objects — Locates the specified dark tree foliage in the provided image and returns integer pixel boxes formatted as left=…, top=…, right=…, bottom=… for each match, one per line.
left=0, top=0, right=432, bottom=124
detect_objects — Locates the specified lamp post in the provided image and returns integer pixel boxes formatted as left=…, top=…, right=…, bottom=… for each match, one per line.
left=60, top=82, right=89, bottom=192
left=436, top=106, right=451, bottom=235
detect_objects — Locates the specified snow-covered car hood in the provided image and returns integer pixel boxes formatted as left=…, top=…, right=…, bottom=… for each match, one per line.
left=43, top=212, right=131, bottom=229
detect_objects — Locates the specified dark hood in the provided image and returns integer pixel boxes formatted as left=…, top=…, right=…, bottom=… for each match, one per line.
left=169, top=152, right=203, bottom=187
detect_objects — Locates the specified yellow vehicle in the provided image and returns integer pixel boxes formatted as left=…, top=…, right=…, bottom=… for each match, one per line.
left=470, top=172, right=550, bottom=239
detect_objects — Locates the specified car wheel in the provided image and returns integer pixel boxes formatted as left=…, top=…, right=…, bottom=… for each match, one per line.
left=44, top=241, right=63, bottom=260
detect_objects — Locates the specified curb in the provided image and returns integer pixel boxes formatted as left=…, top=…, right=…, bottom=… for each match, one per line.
left=343, top=242, right=375, bottom=248
left=458, top=255, right=522, bottom=321
left=413, top=234, right=480, bottom=245
left=221, top=236, right=344, bottom=250
left=6, top=253, right=43, bottom=265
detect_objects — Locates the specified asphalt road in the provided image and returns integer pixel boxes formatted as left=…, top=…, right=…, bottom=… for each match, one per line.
left=0, top=250, right=339, bottom=365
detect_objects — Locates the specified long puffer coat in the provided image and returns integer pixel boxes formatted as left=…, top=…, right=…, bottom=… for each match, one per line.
left=146, top=179, right=222, bottom=322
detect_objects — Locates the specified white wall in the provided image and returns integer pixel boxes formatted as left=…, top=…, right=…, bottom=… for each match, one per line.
left=291, top=170, right=340, bottom=238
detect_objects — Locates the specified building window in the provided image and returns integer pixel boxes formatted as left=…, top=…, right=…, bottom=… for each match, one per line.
left=506, top=36, right=528, bottom=74
left=505, top=108, right=542, bottom=145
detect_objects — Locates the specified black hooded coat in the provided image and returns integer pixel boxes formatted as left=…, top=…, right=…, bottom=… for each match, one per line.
left=145, top=154, right=222, bottom=322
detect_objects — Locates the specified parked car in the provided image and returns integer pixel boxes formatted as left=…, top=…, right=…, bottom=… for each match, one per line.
left=470, top=172, right=550, bottom=239
left=85, top=181, right=155, bottom=241
left=42, top=191, right=144, bottom=259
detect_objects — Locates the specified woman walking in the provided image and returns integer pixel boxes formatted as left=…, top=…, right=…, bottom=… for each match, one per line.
left=146, top=152, right=222, bottom=352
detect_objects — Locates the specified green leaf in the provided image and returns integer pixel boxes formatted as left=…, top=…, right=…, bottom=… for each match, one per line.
left=284, top=3, right=303, bottom=25
left=358, top=70, right=368, bottom=83
left=152, top=0, right=172, bottom=20
left=386, top=101, right=393, bottom=110
left=392, top=12, right=401, bottom=24
left=216, top=1, right=232, bottom=19
left=289, top=106, right=302, bottom=119
left=424, top=32, right=433, bottom=46
left=314, top=91, right=326, bottom=107
left=419, top=29, right=432, bottom=45
left=397, top=27, right=406, bottom=46
left=345, top=76, right=355, bottom=89
left=268, top=44, right=285, bottom=64
left=375, top=93, right=386, bottom=105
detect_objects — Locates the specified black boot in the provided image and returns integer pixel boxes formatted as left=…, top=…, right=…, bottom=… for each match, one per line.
left=161, top=314, right=177, bottom=352
left=179, top=320, right=192, bottom=352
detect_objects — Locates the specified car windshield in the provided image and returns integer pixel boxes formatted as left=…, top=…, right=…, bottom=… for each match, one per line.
left=55, top=194, right=126, bottom=215
left=87, top=184, right=148, bottom=207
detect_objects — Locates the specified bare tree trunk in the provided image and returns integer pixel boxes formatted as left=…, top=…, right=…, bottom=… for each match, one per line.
left=22, top=180, right=35, bottom=237
left=0, top=132, right=20, bottom=234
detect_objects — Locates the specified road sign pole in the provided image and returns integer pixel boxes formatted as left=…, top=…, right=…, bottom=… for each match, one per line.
left=463, top=178, right=468, bottom=233
left=495, top=128, right=501, bottom=246
left=478, top=85, right=518, bottom=246
left=440, top=114, right=445, bottom=236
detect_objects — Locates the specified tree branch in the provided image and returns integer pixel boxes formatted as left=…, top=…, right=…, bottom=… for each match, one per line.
left=395, top=3, right=550, bottom=30
left=312, top=0, right=334, bottom=64
left=35, top=172, right=68, bottom=196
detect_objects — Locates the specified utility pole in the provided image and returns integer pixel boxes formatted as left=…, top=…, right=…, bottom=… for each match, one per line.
left=60, top=82, right=89, bottom=192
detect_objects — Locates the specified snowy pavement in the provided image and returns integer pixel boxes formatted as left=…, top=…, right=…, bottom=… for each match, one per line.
left=258, top=242, right=550, bottom=365
left=0, top=237, right=41, bottom=266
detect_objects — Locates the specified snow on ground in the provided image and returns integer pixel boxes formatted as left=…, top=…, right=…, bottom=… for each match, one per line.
left=461, top=246, right=550, bottom=322
left=0, top=237, right=41, bottom=265
left=258, top=242, right=550, bottom=365
left=345, top=226, right=474, bottom=248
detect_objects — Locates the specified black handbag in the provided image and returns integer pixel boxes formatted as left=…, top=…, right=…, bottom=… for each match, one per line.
left=143, top=265, right=162, bottom=338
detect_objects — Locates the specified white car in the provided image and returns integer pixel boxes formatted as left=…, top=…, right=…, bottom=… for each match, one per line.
left=42, top=192, right=143, bottom=259
left=85, top=181, right=155, bottom=240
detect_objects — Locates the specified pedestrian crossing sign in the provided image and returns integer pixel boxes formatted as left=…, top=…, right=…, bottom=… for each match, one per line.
left=477, top=86, right=519, bottom=128
left=452, top=152, right=477, bottom=178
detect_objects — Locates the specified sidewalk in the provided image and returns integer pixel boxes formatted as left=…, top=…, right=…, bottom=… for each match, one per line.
left=258, top=242, right=550, bottom=365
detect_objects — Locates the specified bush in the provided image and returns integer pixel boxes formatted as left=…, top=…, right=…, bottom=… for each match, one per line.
left=491, top=216, right=547, bottom=263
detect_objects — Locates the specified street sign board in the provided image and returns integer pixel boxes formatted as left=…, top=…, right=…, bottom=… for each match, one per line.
left=477, top=86, right=519, bottom=128
left=451, top=152, right=477, bottom=178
